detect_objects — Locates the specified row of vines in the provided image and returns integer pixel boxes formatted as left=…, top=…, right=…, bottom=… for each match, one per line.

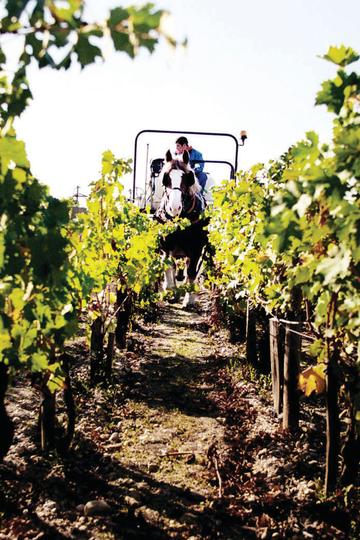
left=206, top=46, right=360, bottom=495
left=0, top=0, right=178, bottom=462
left=0, top=135, right=172, bottom=457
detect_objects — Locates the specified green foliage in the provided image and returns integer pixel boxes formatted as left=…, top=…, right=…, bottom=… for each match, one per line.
left=0, top=0, right=179, bottom=131
left=208, top=45, right=360, bottom=420
left=207, top=155, right=294, bottom=315
left=0, top=0, right=178, bottom=392
left=69, top=151, right=164, bottom=339
left=321, top=45, right=360, bottom=68
left=0, top=142, right=166, bottom=388
left=0, top=131, right=77, bottom=388
left=316, top=46, right=360, bottom=114
left=0, top=0, right=180, bottom=397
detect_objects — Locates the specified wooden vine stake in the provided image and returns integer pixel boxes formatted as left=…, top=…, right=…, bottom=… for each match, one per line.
left=58, top=354, right=76, bottom=454
left=115, top=290, right=133, bottom=349
left=269, top=318, right=283, bottom=416
left=105, top=332, right=116, bottom=379
left=39, top=383, right=56, bottom=451
left=283, top=322, right=301, bottom=431
left=324, top=293, right=340, bottom=495
left=90, top=316, right=104, bottom=385
left=258, top=310, right=270, bottom=371
left=0, top=363, right=14, bottom=460
left=325, top=342, right=340, bottom=495
left=246, top=298, right=257, bottom=364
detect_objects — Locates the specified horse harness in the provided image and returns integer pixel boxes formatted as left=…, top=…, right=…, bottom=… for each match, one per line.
left=181, top=191, right=206, bottom=222
left=156, top=187, right=205, bottom=223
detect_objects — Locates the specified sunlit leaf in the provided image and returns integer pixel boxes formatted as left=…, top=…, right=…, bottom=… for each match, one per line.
left=321, top=45, right=359, bottom=67
left=299, top=363, right=326, bottom=396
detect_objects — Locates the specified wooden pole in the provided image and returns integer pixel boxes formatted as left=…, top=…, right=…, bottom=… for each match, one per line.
left=90, top=316, right=104, bottom=385
left=39, top=348, right=57, bottom=452
left=258, top=310, right=270, bottom=371
left=39, top=387, right=56, bottom=451
left=58, top=354, right=76, bottom=454
left=325, top=346, right=340, bottom=494
left=246, top=299, right=257, bottom=365
left=269, top=318, right=283, bottom=416
left=115, top=291, right=132, bottom=349
left=0, top=363, right=14, bottom=461
left=105, top=332, right=115, bottom=379
left=340, top=395, right=360, bottom=485
left=283, top=322, right=301, bottom=431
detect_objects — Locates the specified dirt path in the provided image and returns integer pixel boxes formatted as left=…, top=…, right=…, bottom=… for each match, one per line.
left=0, top=293, right=357, bottom=539
left=103, top=298, right=240, bottom=539
left=1, top=295, right=238, bottom=539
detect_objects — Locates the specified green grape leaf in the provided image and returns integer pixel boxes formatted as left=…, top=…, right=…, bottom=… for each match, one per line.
left=108, top=7, right=129, bottom=26
left=321, top=45, right=359, bottom=67
left=0, top=137, right=30, bottom=173
left=74, top=35, right=103, bottom=68
left=316, top=70, right=359, bottom=113
left=110, top=30, right=134, bottom=57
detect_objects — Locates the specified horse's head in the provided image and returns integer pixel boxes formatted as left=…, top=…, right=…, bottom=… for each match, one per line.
left=160, top=150, right=200, bottom=218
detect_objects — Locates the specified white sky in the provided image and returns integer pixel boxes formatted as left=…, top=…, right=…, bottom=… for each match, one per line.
left=7, top=0, right=360, bottom=199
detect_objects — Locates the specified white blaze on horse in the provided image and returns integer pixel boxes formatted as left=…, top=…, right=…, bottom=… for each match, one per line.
left=156, top=150, right=208, bottom=308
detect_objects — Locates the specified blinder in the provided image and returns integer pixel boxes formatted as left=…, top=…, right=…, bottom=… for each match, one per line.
left=162, top=172, right=171, bottom=187
left=162, top=170, right=195, bottom=190
left=182, top=171, right=195, bottom=187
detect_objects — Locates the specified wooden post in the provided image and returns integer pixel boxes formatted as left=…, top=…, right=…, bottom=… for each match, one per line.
left=340, top=393, right=360, bottom=485
left=116, top=291, right=132, bottom=349
left=90, top=316, right=104, bottom=385
left=325, top=346, right=340, bottom=495
left=283, top=322, right=301, bottom=431
left=258, top=310, right=270, bottom=371
left=39, top=386, right=56, bottom=451
left=246, top=299, right=257, bottom=364
left=269, top=318, right=284, bottom=416
left=105, top=332, right=115, bottom=379
left=0, top=363, right=14, bottom=461
left=58, top=354, right=76, bottom=454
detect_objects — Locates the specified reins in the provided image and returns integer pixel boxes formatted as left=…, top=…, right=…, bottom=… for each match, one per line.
left=183, top=193, right=196, bottom=215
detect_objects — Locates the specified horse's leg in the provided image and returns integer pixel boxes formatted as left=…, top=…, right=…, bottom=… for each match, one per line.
left=163, top=263, right=176, bottom=290
left=182, top=254, right=200, bottom=308
left=182, top=282, right=195, bottom=307
left=175, top=260, right=185, bottom=283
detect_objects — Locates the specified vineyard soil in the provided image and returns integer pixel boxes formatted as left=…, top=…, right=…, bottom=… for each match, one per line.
left=0, top=292, right=358, bottom=539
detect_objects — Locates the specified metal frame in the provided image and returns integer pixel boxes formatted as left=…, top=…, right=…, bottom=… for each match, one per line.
left=190, top=160, right=235, bottom=178
left=133, top=129, right=240, bottom=201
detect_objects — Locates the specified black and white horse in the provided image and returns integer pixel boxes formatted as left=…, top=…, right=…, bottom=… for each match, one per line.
left=155, top=150, right=208, bottom=307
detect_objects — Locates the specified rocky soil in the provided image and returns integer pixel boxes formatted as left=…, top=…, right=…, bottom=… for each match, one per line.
left=0, top=292, right=359, bottom=539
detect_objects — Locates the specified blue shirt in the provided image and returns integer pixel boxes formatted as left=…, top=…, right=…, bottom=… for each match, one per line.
left=189, top=148, right=204, bottom=173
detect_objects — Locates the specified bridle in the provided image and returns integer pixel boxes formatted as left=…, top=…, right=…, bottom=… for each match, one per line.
left=156, top=150, right=205, bottom=223
left=181, top=191, right=197, bottom=216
